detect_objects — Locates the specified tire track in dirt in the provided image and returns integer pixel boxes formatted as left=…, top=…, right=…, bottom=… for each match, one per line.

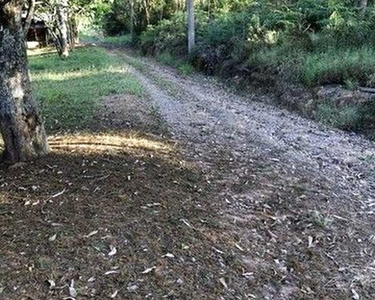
left=120, top=50, right=375, bottom=206
left=115, top=49, right=375, bottom=299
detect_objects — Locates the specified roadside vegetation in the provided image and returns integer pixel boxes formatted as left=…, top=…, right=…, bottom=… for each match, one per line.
left=2, top=1, right=375, bottom=298
left=135, top=1, right=375, bottom=88
left=99, top=0, right=375, bottom=135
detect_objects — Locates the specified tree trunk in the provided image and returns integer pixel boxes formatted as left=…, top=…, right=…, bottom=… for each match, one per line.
left=187, top=0, right=195, bottom=54
left=68, top=14, right=77, bottom=51
left=0, top=1, right=49, bottom=164
left=360, top=0, right=368, bottom=13
left=47, top=25, right=63, bottom=54
left=57, top=0, right=69, bottom=58
left=143, top=0, right=150, bottom=26
left=130, top=0, right=135, bottom=43
left=23, top=0, right=35, bottom=37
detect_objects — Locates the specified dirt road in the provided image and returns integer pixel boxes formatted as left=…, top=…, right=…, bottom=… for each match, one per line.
left=2, top=47, right=375, bottom=299
left=118, top=50, right=375, bottom=299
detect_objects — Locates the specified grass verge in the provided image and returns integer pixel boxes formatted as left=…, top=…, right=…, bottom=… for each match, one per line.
left=29, top=46, right=145, bottom=131
left=156, top=51, right=194, bottom=76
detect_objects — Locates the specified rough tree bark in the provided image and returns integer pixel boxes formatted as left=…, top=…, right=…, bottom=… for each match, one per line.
left=0, top=0, right=49, bottom=163
left=187, top=0, right=195, bottom=54
left=23, top=0, right=35, bottom=36
left=57, top=0, right=69, bottom=58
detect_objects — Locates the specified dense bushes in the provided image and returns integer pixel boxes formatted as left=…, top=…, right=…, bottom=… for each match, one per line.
left=101, top=0, right=375, bottom=134
left=140, top=12, right=190, bottom=55
left=137, top=1, right=375, bottom=88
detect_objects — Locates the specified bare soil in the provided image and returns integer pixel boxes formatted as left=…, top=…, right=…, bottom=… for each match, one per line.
left=1, top=47, right=375, bottom=299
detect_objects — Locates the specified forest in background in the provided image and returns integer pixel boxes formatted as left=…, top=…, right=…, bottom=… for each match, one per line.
left=13, top=0, right=375, bottom=134
left=96, top=0, right=375, bottom=134
left=102, top=0, right=375, bottom=86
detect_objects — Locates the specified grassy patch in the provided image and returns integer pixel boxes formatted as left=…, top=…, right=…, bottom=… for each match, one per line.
left=315, top=102, right=363, bottom=131
left=156, top=52, right=175, bottom=66
left=81, top=33, right=133, bottom=47
left=101, top=35, right=132, bottom=46
left=300, top=47, right=375, bottom=87
left=156, top=51, right=194, bottom=76
left=248, top=44, right=375, bottom=88
left=29, top=46, right=145, bottom=131
left=178, top=63, right=194, bottom=76
left=314, top=98, right=375, bottom=132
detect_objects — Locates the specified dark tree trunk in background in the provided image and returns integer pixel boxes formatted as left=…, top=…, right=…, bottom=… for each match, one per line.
left=130, top=0, right=135, bottom=43
left=0, top=1, right=49, bottom=163
left=23, top=0, right=35, bottom=36
left=187, top=0, right=195, bottom=54
left=57, top=0, right=69, bottom=58
left=68, top=14, right=78, bottom=51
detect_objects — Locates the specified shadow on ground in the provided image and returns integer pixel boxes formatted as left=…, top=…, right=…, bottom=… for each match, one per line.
left=0, top=129, right=244, bottom=299
left=2, top=47, right=375, bottom=299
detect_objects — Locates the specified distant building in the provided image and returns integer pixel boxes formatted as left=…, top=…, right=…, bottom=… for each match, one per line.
left=23, top=13, right=50, bottom=48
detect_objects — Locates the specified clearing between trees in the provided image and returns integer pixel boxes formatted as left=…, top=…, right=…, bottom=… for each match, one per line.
left=1, top=46, right=375, bottom=299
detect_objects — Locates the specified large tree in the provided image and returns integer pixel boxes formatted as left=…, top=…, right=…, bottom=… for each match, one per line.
left=23, top=0, right=35, bottom=36
left=57, top=0, right=69, bottom=58
left=0, top=0, right=49, bottom=163
left=35, top=0, right=71, bottom=58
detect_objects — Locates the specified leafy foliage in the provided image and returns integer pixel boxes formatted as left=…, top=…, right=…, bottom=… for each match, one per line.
left=129, top=1, right=375, bottom=86
left=99, top=0, right=375, bottom=132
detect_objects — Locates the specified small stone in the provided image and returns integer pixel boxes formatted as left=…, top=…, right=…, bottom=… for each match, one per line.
left=127, top=284, right=138, bottom=292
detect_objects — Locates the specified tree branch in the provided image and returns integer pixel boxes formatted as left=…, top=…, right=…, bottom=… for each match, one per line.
left=23, top=0, right=35, bottom=36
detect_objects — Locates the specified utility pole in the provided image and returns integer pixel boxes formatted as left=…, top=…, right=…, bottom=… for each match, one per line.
left=187, top=0, right=195, bottom=54
left=130, top=0, right=135, bottom=43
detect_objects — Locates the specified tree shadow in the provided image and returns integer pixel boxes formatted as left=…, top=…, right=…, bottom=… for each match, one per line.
left=0, top=126, right=253, bottom=299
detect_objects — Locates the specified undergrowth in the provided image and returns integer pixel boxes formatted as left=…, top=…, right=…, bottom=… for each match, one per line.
left=98, top=0, right=375, bottom=135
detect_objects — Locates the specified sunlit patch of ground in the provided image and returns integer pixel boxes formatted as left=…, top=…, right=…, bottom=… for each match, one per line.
left=0, top=121, right=243, bottom=299
left=48, top=132, right=172, bottom=155
left=27, top=46, right=57, bottom=57
left=28, top=46, right=145, bottom=131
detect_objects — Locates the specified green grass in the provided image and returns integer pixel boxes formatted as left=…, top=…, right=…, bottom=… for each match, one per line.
left=29, top=46, right=145, bottom=131
left=80, top=30, right=132, bottom=46
left=301, top=46, right=375, bottom=87
left=315, top=102, right=363, bottom=131
left=178, top=63, right=194, bottom=76
left=156, top=51, right=194, bottom=76
left=156, top=52, right=175, bottom=66
left=248, top=44, right=375, bottom=88
left=101, top=35, right=132, bottom=46
left=81, top=33, right=132, bottom=47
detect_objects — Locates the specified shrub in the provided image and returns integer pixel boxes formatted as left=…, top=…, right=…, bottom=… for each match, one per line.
left=156, top=52, right=175, bottom=66
left=301, top=47, right=375, bottom=86
left=316, top=103, right=363, bottom=131
left=140, top=12, right=189, bottom=55
left=178, top=63, right=194, bottom=75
